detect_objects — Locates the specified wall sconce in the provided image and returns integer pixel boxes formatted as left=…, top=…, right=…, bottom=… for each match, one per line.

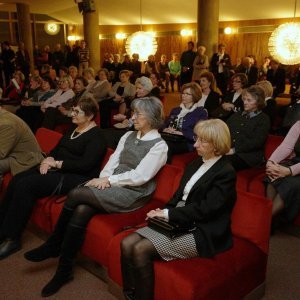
left=224, top=27, right=232, bottom=35
left=67, top=35, right=81, bottom=41
left=180, top=29, right=193, bottom=36
left=116, top=33, right=126, bottom=39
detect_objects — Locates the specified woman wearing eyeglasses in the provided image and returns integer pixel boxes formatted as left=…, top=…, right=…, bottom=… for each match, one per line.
left=161, top=82, right=208, bottom=162
left=121, top=119, right=236, bottom=300
left=24, top=96, right=168, bottom=297
left=0, top=96, right=106, bottom=261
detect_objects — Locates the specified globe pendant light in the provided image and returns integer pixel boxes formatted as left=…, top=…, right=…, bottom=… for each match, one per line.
left=268, top=0, right=300, bottom=65
left=125, top=0, right=157, bottom=61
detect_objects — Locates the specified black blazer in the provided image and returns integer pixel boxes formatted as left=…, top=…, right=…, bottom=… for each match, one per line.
left=210, top=53, right=231, bottom=77
left=263, top=98, right=277, bottom=127
left=226, top=111, right=271, bottom=167
left=204, top=91, right=221, bottom=117
left=165, top=156, right=236, bottom=258
left=237, top=65, right=258, bottom=86
left=223, top=91, right=244, bottom=112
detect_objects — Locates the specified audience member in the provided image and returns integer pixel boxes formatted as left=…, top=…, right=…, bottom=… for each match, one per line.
left=144, top=55, right=158, bottom=76
left=15, top=42, right=30, bottom=82
left=180, top=41, right=197, bottom=86
left=192, top=45, right=209, bottom=82
left=226, top=85, right=270, bottom=170
left=157, top=54, right=170, bottom=93
left=120, top=118, right=236, bottom=300
left=237, top=56, right=258, bottom=86
left=0, top=96, right=106, bottom=260
left=267, top=59, right=286, bottom=98
left=24, top=97, right=167, bottom=297
left=161, top=82, right=208, bottom=162
left=89, top=68, right=111, bottom=102
left=168, top=53, right=181, bottom=92
left=78, top=40, right=89, bottom=76
left=1, top=41, right=15, bottom=87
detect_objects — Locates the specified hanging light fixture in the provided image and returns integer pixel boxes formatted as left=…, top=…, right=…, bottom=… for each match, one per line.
left=125, top=0, right=157, bottom=61
left=268, top=0, right=300, bottom=65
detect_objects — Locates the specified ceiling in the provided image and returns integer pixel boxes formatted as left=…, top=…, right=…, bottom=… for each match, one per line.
left=0, top=0, right=299, bottom=25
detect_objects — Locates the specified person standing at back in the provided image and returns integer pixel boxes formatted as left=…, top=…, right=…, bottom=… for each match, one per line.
left=78, top=40, right=89, bottom=76
left=180, top=41, right=197, bottom=86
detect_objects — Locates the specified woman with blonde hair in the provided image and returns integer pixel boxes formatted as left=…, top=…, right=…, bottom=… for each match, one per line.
left=121, top=118, right=236, bottom=300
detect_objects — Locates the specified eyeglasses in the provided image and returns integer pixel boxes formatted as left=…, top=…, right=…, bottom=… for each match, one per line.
left=71, top=108, right=85, bottom=116
left=232, top=80, right=242, bottom=83
left=193, top=136, right=209, bottom=144
left=132, top=111, right=144, bottom=118
left=182, top=92, right=193, bottom=96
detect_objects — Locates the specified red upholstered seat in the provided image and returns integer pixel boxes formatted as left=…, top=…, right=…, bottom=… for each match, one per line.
left=171, top=151, right=198, bottom=170
left=35, top=127, right=63, bottom=154
left=54, top=123, right=72, bottom=134
left=107, top=190, right=272, bottom=300
left=48, top=164, right=183, bottom=266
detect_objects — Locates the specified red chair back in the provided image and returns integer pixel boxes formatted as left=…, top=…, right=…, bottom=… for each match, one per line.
left=265, top=135, right=284, bottom=160
left=35, top=127, right=63, bottom=154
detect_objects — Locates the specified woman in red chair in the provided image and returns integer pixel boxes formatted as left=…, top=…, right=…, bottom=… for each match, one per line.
left=24, top=97, right=168, bottom=297
left=0, top=96, right=106, bottom=260
left=121, top=119, right=236, bottom=300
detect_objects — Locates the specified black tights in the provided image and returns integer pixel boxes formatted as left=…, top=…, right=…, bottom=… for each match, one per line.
left=64, top=187, right=107, bottom=228
left=121, top=233, right=160, bottom=300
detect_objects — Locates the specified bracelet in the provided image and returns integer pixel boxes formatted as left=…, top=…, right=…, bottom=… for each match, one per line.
left=288, top=166, right=293, bottom=176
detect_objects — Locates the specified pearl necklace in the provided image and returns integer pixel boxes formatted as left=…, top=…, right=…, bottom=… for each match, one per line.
left=70, top=122, right=96, bottom=140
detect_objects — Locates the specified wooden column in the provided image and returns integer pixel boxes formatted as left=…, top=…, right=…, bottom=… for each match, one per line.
left=83, top=2, right=100, bottom=70
left=197, top=0, right=219, bottom=57
left=16, top=2, right=34, bottom=73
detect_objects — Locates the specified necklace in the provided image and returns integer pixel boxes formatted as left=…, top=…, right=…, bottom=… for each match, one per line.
left=70, top=122, right=96, bottom=140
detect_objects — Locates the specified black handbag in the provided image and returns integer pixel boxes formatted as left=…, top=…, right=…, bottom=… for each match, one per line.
left=148, top=217, right=196, bottom=239
left=161, top=132, right=187, bottom=143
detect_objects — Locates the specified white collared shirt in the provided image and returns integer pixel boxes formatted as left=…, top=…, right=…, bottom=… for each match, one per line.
left=197, top=94, right=208, bottom=107
left=100, top=130, right=168, bottom=186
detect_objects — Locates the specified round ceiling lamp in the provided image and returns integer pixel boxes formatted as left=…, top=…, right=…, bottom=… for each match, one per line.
left=268, top=0, right=300, bottom=65
left=125, top=31, right=157, bottom=61
left=268, top=22, right=300, bottom=65
left=125, top=0, right=157, bottom=61
left=44, top=22, right=60, bottom=35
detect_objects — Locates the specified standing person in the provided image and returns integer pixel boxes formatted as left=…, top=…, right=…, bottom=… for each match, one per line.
left=168, top=53, right=181, bottom=92
left=52, top=44, right=65, bottom=76
left=130, top=53, right=142, bottom=84
left=266, top=59, right=286, bottom=98
left=180, top=41, right=197, bottom=86
left=24, top=97, right=168, bottom=297
left=211, top=43, right=231, bottom=96
left=157, top=54, right=170, bottom=93
left=237, top=57, right=258, bottom=86
left=0, top=96, right=107, bottom=259
left=192, top=45, right=209, bottom=82
left=120, top=118, right=236, bottom=300
left=15, top=42, right=30, bottom=83
left=78, top=40, right=89, bottom=76
left=0, top=106, right=43, bottom=187
left=1, top=41, right=15, bottom=87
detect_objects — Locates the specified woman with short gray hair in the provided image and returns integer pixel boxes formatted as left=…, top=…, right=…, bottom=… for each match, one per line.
left=24, top=96, right=168, bottom=297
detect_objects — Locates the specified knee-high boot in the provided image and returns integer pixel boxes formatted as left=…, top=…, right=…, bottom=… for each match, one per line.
left=134, top=263, right=155, bottom=300
left=24, top=206, right=74, bottom=262
left=121, top=256, right=136, bottom=300
left=41, top=224, right=86, bottom=297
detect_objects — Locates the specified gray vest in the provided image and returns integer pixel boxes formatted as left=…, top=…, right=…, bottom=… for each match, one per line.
left=113, top=131, right=163, bottom=195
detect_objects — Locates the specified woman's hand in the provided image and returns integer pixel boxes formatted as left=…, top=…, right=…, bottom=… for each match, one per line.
left=266, top=161, right=291, bottom=181
left=163, top=127, right=182, bottom=135
left=85, top=177, right=111, bottom=190
left=114, top=94, right=123, bottom=102
left=39, top=157, right=56, bottom=174
left=21, top=99, right=31, bottom=106
left=146, top=208, right=165, bottom=220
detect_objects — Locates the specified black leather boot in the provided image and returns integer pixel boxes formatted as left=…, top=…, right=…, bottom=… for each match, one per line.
left=0, top=238, right=21, bottom=259
left=41, top=224, right=86, bottom=297
left=121, top=256, right=136, bottom=300
left=24, top=206, right=74, bottom=262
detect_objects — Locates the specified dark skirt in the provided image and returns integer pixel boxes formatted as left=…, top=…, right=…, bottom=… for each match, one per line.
left=269, top=175, right=300, bottom=221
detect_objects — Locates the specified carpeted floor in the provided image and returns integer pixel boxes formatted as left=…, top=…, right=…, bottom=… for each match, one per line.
left=1, top=229, right=300, bottom=299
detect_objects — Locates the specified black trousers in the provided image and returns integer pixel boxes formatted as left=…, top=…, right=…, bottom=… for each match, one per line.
left=99, top=98, right=119, bottom=128
left=0, top=168, right=88, bottom=240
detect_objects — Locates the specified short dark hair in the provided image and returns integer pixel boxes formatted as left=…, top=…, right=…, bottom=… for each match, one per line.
left=242, top=85, right=266, bottom=110
left=42, top=76, right=56, bottom=89
left=188, top=41, right=194, bottom=47
left=77, top=95, right=99, bottom=121
left=75, top=76, right=88, bottom=87
left=232, top=73, right=248, bottom=88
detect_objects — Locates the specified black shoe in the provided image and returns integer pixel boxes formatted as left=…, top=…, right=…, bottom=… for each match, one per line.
left=24, top=243, right=60, bottom=262
left=123, top=289, right=135, bottom=300
left=41, top=272, right=74, bottom=297
left=0, top=239, right=21, bottom=260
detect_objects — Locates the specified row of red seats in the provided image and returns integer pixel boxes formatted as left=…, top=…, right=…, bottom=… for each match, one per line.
left=1, top=128, right=273, bottom=299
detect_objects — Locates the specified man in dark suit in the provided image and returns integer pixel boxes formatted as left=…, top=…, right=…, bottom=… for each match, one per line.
left=180, top=41, right=197, bottom=86
left=237, top=57, right=258, bottom=86
left=267, top=59, right=286, bottom=98
left=211, top=43, right=231, bottom=95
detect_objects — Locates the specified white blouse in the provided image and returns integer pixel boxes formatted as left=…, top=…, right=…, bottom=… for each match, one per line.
left=100, top=130, right=168, bottom=187
left=197, top=94, right=208, bottom=107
